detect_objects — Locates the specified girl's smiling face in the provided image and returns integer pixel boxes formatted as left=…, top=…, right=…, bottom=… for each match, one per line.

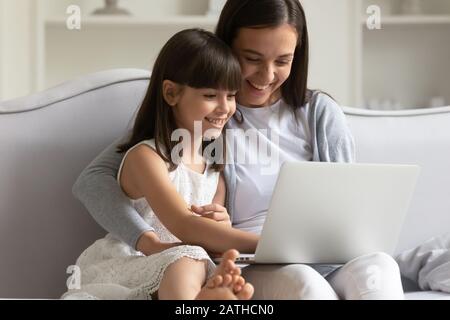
left=232, top=24, right=298, bottom=108
left=164, top=81, right=237, bottom=140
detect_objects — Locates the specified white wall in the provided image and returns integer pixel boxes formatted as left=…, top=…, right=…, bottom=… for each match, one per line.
left=0, top=0, right=34, bottom=101
left=1, top=0, right=359, bottom=105
left=0, top=0, right=5, bottom=100
left=79, top=0, right=209, bottom=17
left=38, top=0, right=209, bottom=18
left=0, top=0, right=212, bottom=101
left=302, top=0, right=358, bottom=106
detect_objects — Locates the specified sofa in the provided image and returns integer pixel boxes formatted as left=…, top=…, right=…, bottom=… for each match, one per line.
left=0, top=69, right=449, bottom=299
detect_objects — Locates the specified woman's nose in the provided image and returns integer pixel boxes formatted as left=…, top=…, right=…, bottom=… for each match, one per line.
left=258, top=63, right=276, bottom=84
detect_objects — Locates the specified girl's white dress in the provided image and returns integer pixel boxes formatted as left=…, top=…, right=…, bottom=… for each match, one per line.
left=62, top=140, right=218, bottom=300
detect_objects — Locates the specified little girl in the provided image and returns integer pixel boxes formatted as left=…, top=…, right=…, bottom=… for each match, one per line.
left=62, top=29, right=254, bottom=300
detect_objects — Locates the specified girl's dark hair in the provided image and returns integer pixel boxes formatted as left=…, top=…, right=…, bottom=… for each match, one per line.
left=216, top=0, right=311, bottom=108
left=117, top=28, right=241, bottom=172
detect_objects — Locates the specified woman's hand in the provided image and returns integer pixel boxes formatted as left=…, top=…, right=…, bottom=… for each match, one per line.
left=136, top=231, right=183, bottom=256
left=190, top=204, right=232, bottom=227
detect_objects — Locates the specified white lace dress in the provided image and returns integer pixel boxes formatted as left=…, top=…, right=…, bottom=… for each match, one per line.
left=61, top=140, right=219, bottom=300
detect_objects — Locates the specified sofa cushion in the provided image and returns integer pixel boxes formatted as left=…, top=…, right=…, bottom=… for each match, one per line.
left=405, top=291, right=450, bottom=300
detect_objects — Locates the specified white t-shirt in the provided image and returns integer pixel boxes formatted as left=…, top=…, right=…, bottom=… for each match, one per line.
left=227, top=99, right=313, bottom=234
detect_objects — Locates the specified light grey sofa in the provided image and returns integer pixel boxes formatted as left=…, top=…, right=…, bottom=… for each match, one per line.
left=1, top=69, right=449, bottom=299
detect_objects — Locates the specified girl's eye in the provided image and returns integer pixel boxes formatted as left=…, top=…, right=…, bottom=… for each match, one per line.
left=204, top=95, right=216, bottom=99
left=227, top=94, right=237, bottom=100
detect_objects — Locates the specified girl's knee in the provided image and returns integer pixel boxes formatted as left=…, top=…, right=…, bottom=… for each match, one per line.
left=168, top=256, right=208, bottom=274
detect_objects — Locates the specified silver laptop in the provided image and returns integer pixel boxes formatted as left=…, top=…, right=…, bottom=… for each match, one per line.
left=220, top=162, right=420, bottom=265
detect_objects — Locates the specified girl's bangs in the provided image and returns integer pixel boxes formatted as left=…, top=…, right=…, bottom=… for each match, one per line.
left=185, top=50, right=242, bottom=92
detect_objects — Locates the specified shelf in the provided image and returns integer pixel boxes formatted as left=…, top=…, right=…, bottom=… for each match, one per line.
left=45, top=15, right=219, bottom=27
left=361, top=15, right=450, bottom=25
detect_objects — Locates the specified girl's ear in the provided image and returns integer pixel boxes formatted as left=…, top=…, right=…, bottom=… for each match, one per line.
left=162, top=80, right=182, bottom=107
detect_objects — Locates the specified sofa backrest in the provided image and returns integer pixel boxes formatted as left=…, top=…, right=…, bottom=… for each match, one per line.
left=0, top=69, right=150, bottom=299
left=343, top=107, right=450, bottom=254
left=1, top=69, right=449, bottom=298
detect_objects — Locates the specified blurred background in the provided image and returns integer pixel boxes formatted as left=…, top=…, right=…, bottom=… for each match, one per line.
left=0, top=0, right=449, bottom=109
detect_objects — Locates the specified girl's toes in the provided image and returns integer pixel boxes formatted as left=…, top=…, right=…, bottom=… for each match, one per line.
left=222, top=274, right=233, bottom=287
left=233, top=276, right=246, bottom=292
left=206, top=275, right=223, bottom=289
left=222, top=249, right=239, bottom=262
left=229, top=265, right=241, bottom=276
left=236, top=283, right=254, bottom=300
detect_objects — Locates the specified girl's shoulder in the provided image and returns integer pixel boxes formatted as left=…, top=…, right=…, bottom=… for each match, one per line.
left=123, top=139, right=158, bottom=162
left=126, top=139, right=171, bottom=169
left=117, top=139, right=170, bottom=181
left=135, top=139, right=157, bottom=151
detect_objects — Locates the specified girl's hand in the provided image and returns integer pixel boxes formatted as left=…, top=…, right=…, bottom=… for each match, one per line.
left=190, top=204, right=232, bottom=227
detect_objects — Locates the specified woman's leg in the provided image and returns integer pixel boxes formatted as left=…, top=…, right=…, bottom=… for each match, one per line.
left=326, top=252, right=404, bottom=300
left=241, top=264, right=339, bottom=300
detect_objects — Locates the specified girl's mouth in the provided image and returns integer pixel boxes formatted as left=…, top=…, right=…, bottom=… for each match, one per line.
left=205, top=117, right=227, bottom=127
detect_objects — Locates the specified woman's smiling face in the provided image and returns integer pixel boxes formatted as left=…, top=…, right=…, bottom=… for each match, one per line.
left=232, top=23, right=298, bottom=108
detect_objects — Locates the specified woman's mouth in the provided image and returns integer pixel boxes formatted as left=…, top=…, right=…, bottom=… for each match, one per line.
left=246, top=80, right=274, bottom=96
left=248, top=81, right=271, bottom=91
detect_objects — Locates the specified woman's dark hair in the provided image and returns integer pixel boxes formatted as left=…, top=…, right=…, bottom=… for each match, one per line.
left=117, top=28, right=241, bottom=172
left=216, top=0, right=311, bottom=108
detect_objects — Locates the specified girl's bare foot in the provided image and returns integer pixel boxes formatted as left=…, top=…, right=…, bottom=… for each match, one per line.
left=195, top=250, right=254, bottom=300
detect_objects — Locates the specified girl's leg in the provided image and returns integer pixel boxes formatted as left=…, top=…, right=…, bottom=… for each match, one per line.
left=326, top=252, right=404, bottom=300
left=241, top=264, right=339, bottom=300
left=158, top=257, right=208, bottom=300
left=158, top=250, right=254, bottom=300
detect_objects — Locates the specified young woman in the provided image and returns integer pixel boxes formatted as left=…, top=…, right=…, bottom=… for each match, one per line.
left=63, top=29, right=254, bottom=300
left=73, top=0, right=404, bottom=299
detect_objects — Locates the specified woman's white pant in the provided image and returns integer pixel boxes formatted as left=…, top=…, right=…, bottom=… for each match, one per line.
left=241, top=252, right=404, bottom=300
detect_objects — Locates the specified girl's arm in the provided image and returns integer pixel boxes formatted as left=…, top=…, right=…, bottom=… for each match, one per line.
left=121, top=145, right=259, bottom=254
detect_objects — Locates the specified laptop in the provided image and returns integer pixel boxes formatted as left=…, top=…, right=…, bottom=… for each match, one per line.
left=216, top=162, right=420, bottom=265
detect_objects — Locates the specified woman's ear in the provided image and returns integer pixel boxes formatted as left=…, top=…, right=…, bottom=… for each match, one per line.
left=162, top=80, right=182, bottom=107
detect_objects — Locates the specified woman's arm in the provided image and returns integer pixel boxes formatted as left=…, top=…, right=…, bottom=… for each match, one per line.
left=72, top=136, right=162, bottom=253
left=122, top=145, right=259, bottom=254
left=312, top=92, right=356, bottom=163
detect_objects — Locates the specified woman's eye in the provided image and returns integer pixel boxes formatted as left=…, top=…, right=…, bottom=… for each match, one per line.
left=204, top=95, right=216, bottom=99
left=276, top=60, right=291, bottom=66
left=245, top=57, right=259, bottom=63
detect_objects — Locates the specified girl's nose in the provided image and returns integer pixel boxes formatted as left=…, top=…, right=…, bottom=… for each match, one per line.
left=216, top=96, right=231, bottom=113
